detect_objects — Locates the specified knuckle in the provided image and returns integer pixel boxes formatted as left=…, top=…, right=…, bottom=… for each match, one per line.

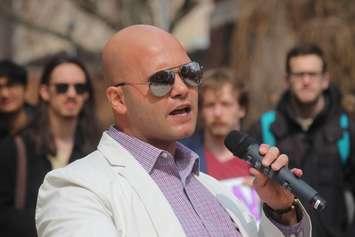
left=271, top=162, right=280, bottom=170
left=270, top=146, right=280, bottom=155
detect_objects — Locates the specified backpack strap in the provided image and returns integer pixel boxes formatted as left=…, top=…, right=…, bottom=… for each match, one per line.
left=14, top=135, right=27, bottom=209
left=337, top=113, right=350, bottom=166
left=260, top=111, right=277, bottom=146
left=260, top=111, right=350, bottom=166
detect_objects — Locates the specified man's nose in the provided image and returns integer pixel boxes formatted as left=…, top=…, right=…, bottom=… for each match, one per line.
left=0, top=86, right=10, bottom=97
left=212, top=104, right=223, bottom=116
left=66, top=85, right=77, bottom=96
left=300, top=74, right=313, bottom=84
left=170, top=74, right=189, bottom=98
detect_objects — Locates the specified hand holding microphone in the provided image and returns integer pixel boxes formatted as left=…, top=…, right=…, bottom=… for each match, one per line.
left=224, top=130, right=326, bottom=212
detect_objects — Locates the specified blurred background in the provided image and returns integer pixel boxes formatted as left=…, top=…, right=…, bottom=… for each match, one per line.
left=1, top=0, right=355, bottom=128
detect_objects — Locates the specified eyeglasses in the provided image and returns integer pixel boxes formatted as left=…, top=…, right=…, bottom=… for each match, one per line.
left=0, top=80, right=24, bottom=90
left=114, top=61, right=203, bottom=97
left=52, top=83, right=88, bottom=95
left=289, top=71, right=324, bottom=80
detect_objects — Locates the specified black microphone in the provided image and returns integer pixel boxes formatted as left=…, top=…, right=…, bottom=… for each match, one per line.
left=224, top=130, right=326, bottom=212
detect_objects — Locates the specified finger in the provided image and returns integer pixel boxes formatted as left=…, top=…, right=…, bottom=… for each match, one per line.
left=249, top=167, right=268, bottom=187
left=261, top=146, right=280, bottom=167
left=291, top=168, right=303, bottom=177
left=259, top=144, right=269, bottom=155
left=241, top=176, right=254, bottom=186
left=270, top=154, right=289, bottom=171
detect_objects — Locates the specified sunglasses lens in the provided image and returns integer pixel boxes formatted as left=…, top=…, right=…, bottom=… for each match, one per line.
left=180, top=62, right=202, bottom=87
left=74, top=84, right=88, bottom=94
left=54, top=83, right=87, bottom=94
left=149, top=71, right=174, bottom=97
left=55, top=84, right=69, bottom=94
left=146, top=62, right=202, bottom=97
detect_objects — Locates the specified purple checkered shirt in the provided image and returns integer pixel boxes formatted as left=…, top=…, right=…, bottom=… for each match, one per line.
left=108, top=127, right=240, bottom=237
left=107, top=127, right=307, bottom=237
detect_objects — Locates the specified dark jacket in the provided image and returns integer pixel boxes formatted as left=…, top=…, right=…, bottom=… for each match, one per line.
left=0, top=127, right=92, bottom=237
left=249, top=85, right=355, bottom=237
left=0, top=103, right=36, bottom=141
left=180, top=130, right=207, bottom=172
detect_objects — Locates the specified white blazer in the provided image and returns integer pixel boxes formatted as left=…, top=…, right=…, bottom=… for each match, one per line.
left=36, top=132, right=311, bottom=237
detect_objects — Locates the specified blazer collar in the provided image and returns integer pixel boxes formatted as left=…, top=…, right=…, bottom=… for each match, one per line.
left=97, top=132, right=186, bottom=236
left=97, top=132, right=258, bottom=237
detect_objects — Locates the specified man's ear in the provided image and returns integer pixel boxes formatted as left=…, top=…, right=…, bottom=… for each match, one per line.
left=284, top=74, right=291, bottom=90
left=106, top=86, right=127, bottom=114
left=39, top=85, right=50, bottom=101
left=322, top=72, right=330, bottom=90
left=239, top=106, right=247, bottom=119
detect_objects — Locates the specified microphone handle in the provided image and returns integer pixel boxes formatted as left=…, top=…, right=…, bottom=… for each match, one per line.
left=246, top=144, right=326, bottom=211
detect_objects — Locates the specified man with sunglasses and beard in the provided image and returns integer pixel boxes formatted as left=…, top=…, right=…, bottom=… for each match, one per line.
left=36, top=25, right=311, bottom=237
left=182, top=68, right=250, bottom=179
left=181, top=68, right=263, bottom=221
left=0, top=54, right=101, bottom=237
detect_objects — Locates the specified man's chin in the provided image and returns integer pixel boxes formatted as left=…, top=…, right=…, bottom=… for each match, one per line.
left=179, top=130, right=195, bottom=140
left=209, top=127, right=230, bottom=137
left=174, top=126, right=196, bottom=140
left=0, top=104, right=23, bottom=114
left=60, top=112, right=81, bottom=119
left=296, top=96, right=319, bottom=106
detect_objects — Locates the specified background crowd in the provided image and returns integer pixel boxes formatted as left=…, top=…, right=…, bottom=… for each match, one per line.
left=1, top=1, right=355, bottom=237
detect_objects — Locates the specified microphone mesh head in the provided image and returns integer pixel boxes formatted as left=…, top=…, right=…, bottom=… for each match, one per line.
left=224, top=130, right=257, bottom=159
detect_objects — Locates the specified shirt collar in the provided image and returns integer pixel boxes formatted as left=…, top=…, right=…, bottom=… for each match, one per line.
left=107, top=126, right=200, bottom=176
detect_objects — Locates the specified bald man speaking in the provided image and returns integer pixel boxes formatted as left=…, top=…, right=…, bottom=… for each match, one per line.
left=35, top=25, right=311, bottom=237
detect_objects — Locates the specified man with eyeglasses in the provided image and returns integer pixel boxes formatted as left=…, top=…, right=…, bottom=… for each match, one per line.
left=0, top=54, right=101, bottom=237
left=249, top=43, right=355, bottom=237
left=36, top=25, right=311, bottom=237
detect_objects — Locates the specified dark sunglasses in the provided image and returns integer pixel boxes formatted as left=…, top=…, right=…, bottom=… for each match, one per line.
left=52, top=83, right=88, bottom=95
left=114, top=61, right=203, bottom=97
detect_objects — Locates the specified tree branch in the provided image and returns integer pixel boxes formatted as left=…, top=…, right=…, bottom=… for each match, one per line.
left=169, top=0, right=197, bottom=31
left=0, top=4, right=97, bottom=56
left=69, top=0, right=121, bottom=30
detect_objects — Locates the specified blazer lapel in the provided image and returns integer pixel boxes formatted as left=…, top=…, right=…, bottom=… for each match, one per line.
left=196, top=173, right=258, bottom=237
left=98, top=132, right=186, bottom=237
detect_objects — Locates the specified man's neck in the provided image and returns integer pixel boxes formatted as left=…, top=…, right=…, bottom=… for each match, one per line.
left=291, top=95, right=325, bottom=119
left=121, top=127, right=177, bottom=156
left=48, top=112, right=78, bottom=168
left=204, top=132, right=233, bottom=163
left=151, top=140, right=177, bottom=156
left=49, top=112, right=77, bottom=142
left=4, top=109, right=28, bottom=135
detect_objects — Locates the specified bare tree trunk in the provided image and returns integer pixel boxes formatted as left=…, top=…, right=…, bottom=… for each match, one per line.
left=0, top=0, right=14, bottom=58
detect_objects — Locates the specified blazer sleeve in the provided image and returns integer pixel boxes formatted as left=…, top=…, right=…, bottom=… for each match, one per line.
left=258, top=201, right=312, bottom=237
left=0, top=136, right=37, bottom=237
left=197, top=173, right=312, bottom=237
left=36, top=168, right=120, bottom=237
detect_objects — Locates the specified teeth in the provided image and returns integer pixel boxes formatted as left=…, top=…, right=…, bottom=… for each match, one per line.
left=171, top=107, right=190, bottom=115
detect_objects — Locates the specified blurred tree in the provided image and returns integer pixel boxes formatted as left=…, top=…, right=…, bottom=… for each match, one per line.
left=2, top=0, right=355, bottom=121
left=0, top=0, right=199, bottom=62
left=228, top=0, right=355, bottom=123
left=0, top=0, right=203, bottom=128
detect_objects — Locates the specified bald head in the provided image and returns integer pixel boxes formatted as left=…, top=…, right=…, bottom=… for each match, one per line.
left=103, top=25, right=198, bottom=149
left=102, top=25, right=189, bottom=84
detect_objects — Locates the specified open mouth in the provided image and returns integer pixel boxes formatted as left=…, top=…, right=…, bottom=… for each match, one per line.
left=169, top=105, right=192, bottom=115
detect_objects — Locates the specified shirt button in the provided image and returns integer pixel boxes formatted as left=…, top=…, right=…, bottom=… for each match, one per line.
left=161, top=152, right=169, bottom=159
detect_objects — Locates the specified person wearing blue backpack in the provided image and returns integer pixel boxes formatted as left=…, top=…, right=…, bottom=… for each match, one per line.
left=249, top=43, right=355, bottom=237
